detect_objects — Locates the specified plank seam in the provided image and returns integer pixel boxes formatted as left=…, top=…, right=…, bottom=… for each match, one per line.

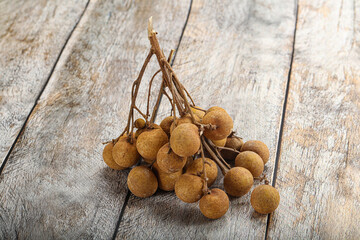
left=110, top=1, right=194, bottom=239
left=264, top=0, right=299, bottom=239
left=0, top=0, right=91, bottom=175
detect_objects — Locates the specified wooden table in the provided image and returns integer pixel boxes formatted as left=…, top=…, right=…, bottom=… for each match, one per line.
left=1, top=0, right=359, bottom=239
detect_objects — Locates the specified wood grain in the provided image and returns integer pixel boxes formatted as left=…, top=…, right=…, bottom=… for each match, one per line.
left=268, top=0, right=360, bottom=239
left=0, top=0, right=190, bottom=239
left=116, top=0, right=297, bottom=238
left=0, top=0, right=88, bottom=166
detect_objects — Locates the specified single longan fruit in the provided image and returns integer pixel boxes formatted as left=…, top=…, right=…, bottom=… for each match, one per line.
left=175, top=174, right=204, bottom=203
left=224, top=167, right=253, bottom=197
left=241, top=140, right=270, bottom=164
left=235, top=151, right=264, bottom=177
left=191, top=106, right=205, bottom=119
left=251, top=185, right=280, bottom=214
left=186, top=158, right=218, bottom=187
left=134, top=118, right=146, bottom=129
left=206, top=106, right=226, bottom=114
left=160, top=116, right=174, bottom=135
left=169, top=114, right=201, bottom=133
left=152, top=162, right=182, bottom=191
left=199, top=188, right=229, bottom=219
left=112, top=138, right=140, bottom=168
left=127, top=166, right=158, bottom=198
left=170, top=123, right=200, bottom=157
left=212, top=138, right=227, bottom=147
left=221, top=137, right=244, bottom=160
left=202, top=110, right=233, bottom=140
left=103, top=142, right=126, bottom=170
left=136, top=128, right=168, bottom=161
left=157, top=143, right=186, bottom=173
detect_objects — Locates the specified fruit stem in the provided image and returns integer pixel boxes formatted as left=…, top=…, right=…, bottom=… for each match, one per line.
left=206, top=138, right=231, bottom=169
left=216, top=146, right=240, bottom=154
left=146, top=69, right=161, bottom=122
left=199, top=142, right=209, bottom=194
left=201, top=136, right=229, bottom=175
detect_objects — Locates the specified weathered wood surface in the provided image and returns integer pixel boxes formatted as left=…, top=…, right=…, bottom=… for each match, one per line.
left=0, top=0, right=88, bottom=166
left=268, top=0, right=360, bottom=239
left=116, top=0, right=296, bottom=239
left=0, top=0, right=190, bottom=239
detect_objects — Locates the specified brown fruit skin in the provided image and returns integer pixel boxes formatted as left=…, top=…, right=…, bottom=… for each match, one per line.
left=169, top=114, right=200, bottom=133
left=224, top=167, right=254, bottom=197
left=251, top=185, right=280, bottom=214
left=103, top=142, right=126, bottom=170
left=212, top=138, right=227, bottom=147
left=175, top=174, right=204, bottom=203
left=199, top=188, right=229, bottom=219
left=152, top=162, right=182, bottom=191
left=235, top=151, right=264, bottom=178
left=170, top=123, right=200, bottom=157
left=186, top=158, right=218, bottom=187
left=157, top=143, right=186, bottom=173
left=206, top=106, right=226, bottom=114
left=221, top=137, right=244, bottom=160
left=112, top=138, right=140, bottom=168
left=127, top=166, right=158, bottom=198
left=134, top=118, right=146, bottom=129
left=191, top=106, right=205, bottom=119
left=160, top=116, right=174, bottom=135
left=136, top=128, right=168, bottom=161
left=202, top=110, right=233, bottom=140
left=241, top=140, right=270, bottom=164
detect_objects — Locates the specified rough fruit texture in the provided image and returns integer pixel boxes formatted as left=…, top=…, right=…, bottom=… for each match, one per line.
left=202, top=110, right=233, bottom=140
left=221, top=137, right=244, bottom=160
left=103, top=142, right=126, bottom=170
left=152, top=162, right=182, bottom=191
left=134, top=118, right=146, bottom=129
left=136, top=128, right=168, bottom=161
left=199, top=188, right=229, bottom=219
left=127, top=166, right=158, bottom=198
left=212, top=138, right=227, bottom=147
left=170, top=114, right=200, bottom=133
left=206, top=106, right=226, bottom=114
left=250, top=185, right=280, bottom=214
left=191, top=106, right=205, bottom=119
left=112, top=138, right=140, bottom=168
left=170, top=123, right=200, bottom=157
left=224, top=167, right=254, bottom=197
left=160, top=116, right=174, bottom=135
left=186, top=158, right=218, bottom=187
left=175, top=174, right=204, bottom=203
left=157, top=143, right=186, bottom=173
left=241, top=140, right=270, bottom=164
left=235, top=151, right=264, bottom=177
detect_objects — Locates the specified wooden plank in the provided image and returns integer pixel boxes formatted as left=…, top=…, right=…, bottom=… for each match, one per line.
left=116, top=0, right=297, bottom=238
left=268, top=0, right=360, bottom=239
left=0, top=0, right=88, bottom=166
left=0, top=1, right=190, bottom=239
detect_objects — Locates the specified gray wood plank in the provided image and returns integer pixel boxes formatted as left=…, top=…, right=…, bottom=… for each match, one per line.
left=268, top=0, right=360, bottom=239
left=0, top=0, right=88, bottom=166
left=116, top=0, right=297, bottom=239
left=0, top=0, right=190, bottom=239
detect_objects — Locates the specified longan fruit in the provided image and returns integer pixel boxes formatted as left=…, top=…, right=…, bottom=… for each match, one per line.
left=169, top=114, right=200, bottom=133
left=152, top=162, right=182, bottom=191
left=199, top=188, right=229, bottom=219
left=186, top=158, right=218, bottom=187
left=241, top=140, right=270, bottom=164
left=206, top=106, right=226, bottom=114
left=191, top=106, right=205, bottom=119
left=175, top=174, right=204, bottom=203
left=102, top=142, right=126, bottom=170
left=136, top=128, right=168, bottom=161
left=235, top=151, right=264, bottom=177
left=157, top=143, right=186, bottom=173
left=250, top=185, right=280, bottom=214
left=202, top=110, right=233, bottom=140
left=221, top=137, right=244, bottom=160
left=112, top=137, right=140, bottom=168
left=127, top=166, right=158, bottom=198
left=134, top=118, right=146, bottom=129
left=224, top=167, right=253, bottom=197
left=212, top=138, right=227, bottom=147
left=160, top=116, right=174, bottom=135
left=170, top=123, right=200, bottom=157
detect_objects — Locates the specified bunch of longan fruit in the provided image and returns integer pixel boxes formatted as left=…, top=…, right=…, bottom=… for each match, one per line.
left=102, top=19, right=280, bottom=220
